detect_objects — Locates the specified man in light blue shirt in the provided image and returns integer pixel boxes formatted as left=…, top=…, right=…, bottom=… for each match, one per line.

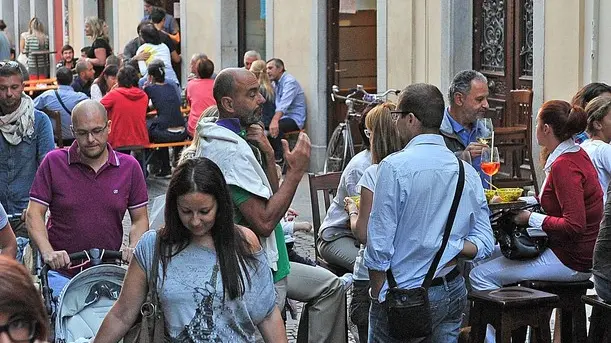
left=266, top=58, right=306, bottom=161
left=34, top=67, right=88, bottom=146
left=365, top=83, right=494, bottom=342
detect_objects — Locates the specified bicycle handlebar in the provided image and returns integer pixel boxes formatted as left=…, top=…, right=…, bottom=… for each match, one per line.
left=331, top=84, right=400, bottom=105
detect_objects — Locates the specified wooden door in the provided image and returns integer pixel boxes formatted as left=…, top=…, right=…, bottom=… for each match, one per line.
left=326, top=0, right=376, bottom=147
left=473, top=0, right=533, bottom=127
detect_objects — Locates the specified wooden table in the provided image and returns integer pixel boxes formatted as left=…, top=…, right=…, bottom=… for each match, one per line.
left=488, top=200, right=527, bottom=212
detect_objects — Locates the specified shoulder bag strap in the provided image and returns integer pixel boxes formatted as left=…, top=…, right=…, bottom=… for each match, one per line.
left=54, top=90, right=73, bottom=115
left=387, top=155, right=465, bottom=289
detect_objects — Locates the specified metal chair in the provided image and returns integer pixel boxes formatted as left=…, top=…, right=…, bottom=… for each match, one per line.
left=494, top=89, right=540, bottom=194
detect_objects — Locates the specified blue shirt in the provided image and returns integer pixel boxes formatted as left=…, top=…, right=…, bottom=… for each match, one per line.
left=0, top=109, right=55, bottom=213
left=142, top=14, right=177, bottom=35
left=364, top=134, right=494, bottom=302
left=274, top=72, right=306, bottom=129
left=444, top=108, right=491, bottom=187
left=33, top=85, right=89, bottom=139
left=0, top=32, right=11, bottom=61
left=0, top=202, right=7, bottom=229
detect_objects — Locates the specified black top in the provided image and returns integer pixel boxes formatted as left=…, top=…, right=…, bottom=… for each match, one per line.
left=159, top=31, right=176, bottom=54
left=144, top=83, right=185, bottom=130
left=71, top=76, right=92, bottom=98
left=87, top=38, right=113, bottom=78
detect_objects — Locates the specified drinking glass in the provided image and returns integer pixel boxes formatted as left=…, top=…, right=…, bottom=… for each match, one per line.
left=476, top=118, right=494, bottom=145
left=481, top=147, right=500, bottom=189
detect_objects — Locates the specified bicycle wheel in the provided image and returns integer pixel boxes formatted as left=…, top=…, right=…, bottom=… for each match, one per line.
left=324, top=124, right=347, bottom=173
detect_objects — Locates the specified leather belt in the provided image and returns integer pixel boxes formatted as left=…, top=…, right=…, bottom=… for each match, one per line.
left=430, top=267, right=460, bottom=287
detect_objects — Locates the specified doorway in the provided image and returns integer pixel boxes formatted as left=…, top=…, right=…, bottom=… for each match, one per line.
left=473, top=0, right=533, bottom=127
left=326, top=0, right=377, bottom=148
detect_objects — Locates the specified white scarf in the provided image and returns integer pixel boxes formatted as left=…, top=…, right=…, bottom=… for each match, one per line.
left=0, top=94, right=35, bottom=145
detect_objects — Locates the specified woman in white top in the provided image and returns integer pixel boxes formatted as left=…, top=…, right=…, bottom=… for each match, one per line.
left=90, top=64, right=118, bottom=101
left=343, top=102, right=403, bottom=342
left=135, top=23, right=180, bottom=98
left=580, top=95, right=611, bottom=202
left=316, top=111, right=374, bottom=271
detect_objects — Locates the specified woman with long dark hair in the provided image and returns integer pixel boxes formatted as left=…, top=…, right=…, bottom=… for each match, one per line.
left=92, top=158, right=286, bottom=342
left=90, top=64, right=118, bottom=101
left=0, top=255, right=48, bottom=342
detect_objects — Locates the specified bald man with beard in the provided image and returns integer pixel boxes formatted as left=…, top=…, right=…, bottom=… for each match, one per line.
left=26, top=100, right=149, bottom=297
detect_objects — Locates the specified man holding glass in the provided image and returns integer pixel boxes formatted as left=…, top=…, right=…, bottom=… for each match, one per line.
left=440, top=70, right=491, bottom=186
left=26, top=100, right=149, bottom=297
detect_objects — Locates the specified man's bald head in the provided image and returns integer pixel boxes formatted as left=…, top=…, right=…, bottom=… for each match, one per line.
left=214, top=68, right=246, bottom=102
left=213, top=68, right=264, bottom=124
left=71, top=100, right=108, bottom=127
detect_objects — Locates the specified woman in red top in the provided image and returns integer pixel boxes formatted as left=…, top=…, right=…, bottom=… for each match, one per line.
left=470, top=100, right=602, bottom=291
left=100, top=65, right=149, bottom=149
left=186, top=56, right=216, bottom=137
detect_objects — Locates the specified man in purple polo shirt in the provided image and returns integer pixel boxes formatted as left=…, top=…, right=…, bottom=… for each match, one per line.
left=26, top=100, right=149, bottom=295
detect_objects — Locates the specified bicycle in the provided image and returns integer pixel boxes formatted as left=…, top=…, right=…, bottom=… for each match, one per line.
left=323, top=85, right=400, bottom=173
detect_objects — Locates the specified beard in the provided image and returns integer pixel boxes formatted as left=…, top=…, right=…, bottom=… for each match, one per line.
left=239, top=107, right=263, bottom=127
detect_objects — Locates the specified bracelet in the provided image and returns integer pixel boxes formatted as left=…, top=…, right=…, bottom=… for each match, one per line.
left=348, top=211, right=358, bottom=217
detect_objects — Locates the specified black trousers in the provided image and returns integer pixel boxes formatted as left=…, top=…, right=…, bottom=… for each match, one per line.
left=269, top=118, right=300, bottom=160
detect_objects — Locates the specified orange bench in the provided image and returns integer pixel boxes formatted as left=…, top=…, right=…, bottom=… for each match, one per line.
left=23, top=78, right=58, bottom=96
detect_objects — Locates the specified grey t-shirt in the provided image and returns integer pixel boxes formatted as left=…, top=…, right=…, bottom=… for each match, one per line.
left=135, top=230, right=276, bottom=342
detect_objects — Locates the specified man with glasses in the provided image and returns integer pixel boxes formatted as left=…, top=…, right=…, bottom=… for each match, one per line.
left=26, top=100, right=149, bottom=296
left=0, top=60, right=54, bottom=262
left=366, top=83, right=494, bottom=342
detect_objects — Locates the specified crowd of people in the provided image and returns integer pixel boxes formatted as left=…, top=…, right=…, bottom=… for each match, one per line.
left=0, top=2, right=610, bottom=342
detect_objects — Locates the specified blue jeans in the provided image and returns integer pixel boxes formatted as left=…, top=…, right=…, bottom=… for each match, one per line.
left=368, top=275, right=468, bottom=343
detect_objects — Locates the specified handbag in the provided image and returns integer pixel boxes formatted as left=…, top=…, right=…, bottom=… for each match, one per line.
left=491, top=204, right=549, bottom=260
left=124, top=236, right=168, bottom=343
left=385, top=156, right=465, bottom=340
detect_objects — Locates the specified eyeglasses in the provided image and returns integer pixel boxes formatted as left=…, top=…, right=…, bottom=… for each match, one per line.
left=0, top=60, right=20, bottom=69
left=364, top=129, right=371, bottom=138
left=71, top=122, right=109, bottom=138
left=0, top=317, right=37, bottom=342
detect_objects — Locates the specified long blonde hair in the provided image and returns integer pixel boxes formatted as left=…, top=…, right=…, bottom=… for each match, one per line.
left=179, top=105, right=219, bottom=164
left=28, top=17, right=46, bottom=45
left=365, top=102, right=402, bottom=164
left=249, top=60, right=274, bottom=103
left=85, top=17, right=108, bottom=41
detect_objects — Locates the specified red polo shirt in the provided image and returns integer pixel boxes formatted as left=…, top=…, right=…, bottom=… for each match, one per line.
left=29, top=142, right=148, bottom=276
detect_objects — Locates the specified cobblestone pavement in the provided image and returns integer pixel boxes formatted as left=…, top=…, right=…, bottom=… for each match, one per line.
left=131, top=175, right=358, bottom=342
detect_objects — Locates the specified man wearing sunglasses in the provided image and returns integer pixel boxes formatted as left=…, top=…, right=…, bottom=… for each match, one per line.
left=26, top=100, right=149, bottom=297
left=0, top=61, right=54, bottom=262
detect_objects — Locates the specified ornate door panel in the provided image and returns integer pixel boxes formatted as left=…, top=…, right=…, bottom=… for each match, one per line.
left=473, top=0, right=533, bottom=127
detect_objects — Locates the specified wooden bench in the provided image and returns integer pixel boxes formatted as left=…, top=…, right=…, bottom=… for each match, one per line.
left=117, top=140, right=192, bottom=177
left=23, top=78, right=58, bottom=96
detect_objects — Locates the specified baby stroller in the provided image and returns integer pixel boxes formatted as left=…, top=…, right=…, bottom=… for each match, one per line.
left=39, top=249, right=125, bottom=343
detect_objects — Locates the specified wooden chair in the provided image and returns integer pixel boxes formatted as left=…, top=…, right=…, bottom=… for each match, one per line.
left=582, top=295, right=611, bottom=343
left=494, top=89, right=539, bottom=194
left=468, top=286, right=558, bottom=343
left=307, top=172, right=352, bottom=276
left=519, top=280, right=593, bottom=343
left=41, top=109, right=63, bottom=148
left=307, top=171, right=350, bottom=343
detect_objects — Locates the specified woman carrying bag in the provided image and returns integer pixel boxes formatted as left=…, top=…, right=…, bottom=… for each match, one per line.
left=92, top=158, right=286, bottom=343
